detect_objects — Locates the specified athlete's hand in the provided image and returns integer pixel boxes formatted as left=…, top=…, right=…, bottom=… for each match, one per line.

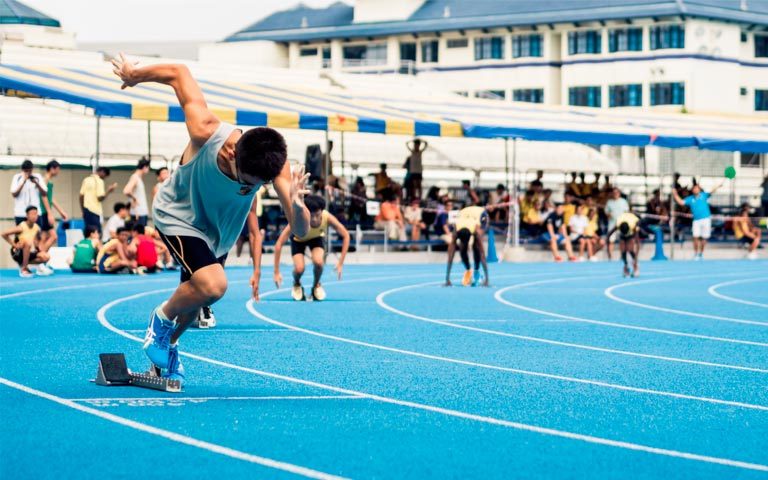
left=274, top=271, right=283, bottom=288
left=111, top=53, right=139, bottom=89
left=290, top=164, right=311, bottom=206
left=107, top=182, right=118, bottom=192
left=250, top=271, right=260, bottom=302
left=335, top=262, right=343, bottom=280
left=61, top=211, right=69, bottom=221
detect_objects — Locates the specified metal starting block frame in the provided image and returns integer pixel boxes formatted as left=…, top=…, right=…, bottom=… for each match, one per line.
left=93, top=353, right=181, bottom=393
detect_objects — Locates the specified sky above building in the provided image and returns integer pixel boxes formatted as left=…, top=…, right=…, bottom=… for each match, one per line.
left=21, top=0, right=340, bottom=42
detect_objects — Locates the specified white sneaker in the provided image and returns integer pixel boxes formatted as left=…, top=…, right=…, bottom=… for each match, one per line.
left=589, top=256, right=599, bottom=262
left=36, top=264, right=54, bottom=276
left=291, top=284, right=305, bottom=301
left=19, top=269, right=33, bottom=278
left=747, top=251, right=759, bottom=260
left=312, top=284, right=327, bottom=301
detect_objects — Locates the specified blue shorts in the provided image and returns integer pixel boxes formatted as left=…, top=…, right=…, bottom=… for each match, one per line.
left=541, top=232, right=565, bottom=244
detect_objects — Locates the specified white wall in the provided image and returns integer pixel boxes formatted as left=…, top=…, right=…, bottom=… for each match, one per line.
left=198, top=41, right=288, bottom=68
left=353, top=0, right=425, bottom=23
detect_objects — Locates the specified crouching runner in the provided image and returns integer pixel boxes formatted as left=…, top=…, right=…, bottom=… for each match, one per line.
left=273, top=195, right=350, bottom=301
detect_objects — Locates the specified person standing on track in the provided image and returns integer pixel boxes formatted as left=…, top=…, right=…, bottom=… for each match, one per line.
left=79, top=167, right=118, bottom=235
left=123, top=158, right=151, bottom=226
left=672, top=181, right=724, bottom=260
left=112, top=53, right=311, bottom=386
left=273, top=195, right=350, bottom=301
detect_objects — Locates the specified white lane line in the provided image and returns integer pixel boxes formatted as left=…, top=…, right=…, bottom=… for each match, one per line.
left=0, top=377, right=347, bottom=480
left=95, top=287, right=768, bottom=473
left=124, top=328, right=296, bottom=333
left=605, top=275, right=768, bottom=327
left=246, top=291, right=768, bottom=412
left=495, top=276, right=768, bottom=349
left=69, top=395, right=364, bottom=402
left=0, top=277, right=176, bottom=300
left=708, top=278, right=768, bottom=309
left=379, top=281, right=768, bottom=373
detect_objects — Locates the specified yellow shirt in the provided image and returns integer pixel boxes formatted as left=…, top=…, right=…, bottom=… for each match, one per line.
left=80, top=174, right=106, bottom=216
left=584, top=216, right=599, bottom=237
left=97, top=239, right=120, bottom=267
left=616, top=212, right=639, bottom=234
left=455, top=206, right=486, bottom=233
left=18, top=221, right=40, bottom=244
left=563, top=204, right=577, bottom=226
left=733, top=217, right=745, bottom=240
left=294, top=211, right=328, bottom=242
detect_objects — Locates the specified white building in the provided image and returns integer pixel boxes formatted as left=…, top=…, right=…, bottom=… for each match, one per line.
left=202, top=0, right=768, bottom=115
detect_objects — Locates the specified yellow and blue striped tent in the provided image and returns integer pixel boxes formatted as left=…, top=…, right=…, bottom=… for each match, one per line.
left=0, top=64, right=464, bottom=138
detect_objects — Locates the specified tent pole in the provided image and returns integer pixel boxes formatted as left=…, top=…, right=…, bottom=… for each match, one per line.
left=504, top=138, right=510, bottom=191
left=340, top=131, right=346, bottom=182
left=94, top=115, right=101, bottom=173
left=324, top=129, right=331, bottom=258
left=512, top=138, right=519, bottom=248
left=669, top=154, right=675, bottom=260
left=147, top=120, right=152, bottom=160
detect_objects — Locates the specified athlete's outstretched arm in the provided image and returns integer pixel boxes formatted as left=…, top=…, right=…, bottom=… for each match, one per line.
left=273, top=163, right=311, bottom=239
left=246, top=202, right=263, bottom=301
left=111, top=54, right=218, bottom=147
left=445, top=232, right=458, bottom=286
left=273, top=225, right=292, bottom=288
left=327, top=214, right=350, bottom=280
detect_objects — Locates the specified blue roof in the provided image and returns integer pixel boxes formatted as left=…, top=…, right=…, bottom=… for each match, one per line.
left=226, top=0, right=768, bottom=43
left=0, top=0, right=60, bottom=27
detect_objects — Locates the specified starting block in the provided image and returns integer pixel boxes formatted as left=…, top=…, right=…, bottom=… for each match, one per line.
left=93, top=353, right=181, bottom=393
left=192, top=307, right=217, bottom=329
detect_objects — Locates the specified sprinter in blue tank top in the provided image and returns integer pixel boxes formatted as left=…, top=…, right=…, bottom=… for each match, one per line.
left=112, top=54, right=311, bottom=385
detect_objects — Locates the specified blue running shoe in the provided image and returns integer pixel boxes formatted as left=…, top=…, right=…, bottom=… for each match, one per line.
left=472, top=269, right=481, bottom=287
left=163, top=345, right=185, bottom=385
left=143, top=305, right=175, bottom=368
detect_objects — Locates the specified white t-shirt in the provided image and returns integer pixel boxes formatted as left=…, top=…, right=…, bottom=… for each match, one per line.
left=569, top=214, right=589, bottom=236
left=10, top=172, right=46, bottom=218
left=103, top=214, right=126, bottom=242
left=605, top=197, right=629, bottom=228
left=128, top=173, right=149, bottom=216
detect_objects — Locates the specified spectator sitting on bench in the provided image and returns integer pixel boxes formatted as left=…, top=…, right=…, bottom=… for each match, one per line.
left=487, top=184, right=509, bottom=222
left=522, top=197, right=544, bottom=236
left=733, top=203, right=762, bottom=260
left=97, top=226, right=137, bottom=274
left=2, top=206, right=53, bottom=278
left=404, top=198, right=426, bottom=248
left=375, top=189, right=406, bottom=241
left=70, top=225, right=102, bottom=273
left=434, top=199, right=454, bottom=243
left=542, top=204, right=577, bottom=262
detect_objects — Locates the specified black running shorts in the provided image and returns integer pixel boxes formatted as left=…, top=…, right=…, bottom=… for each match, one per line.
left=158, top=231, right=227, bottom=283
left=290, top=236, right=324, bottom=256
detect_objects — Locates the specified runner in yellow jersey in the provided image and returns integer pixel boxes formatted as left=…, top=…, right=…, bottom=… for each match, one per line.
left=274, top=195, right=350, bottom=301
left=607, top=210, right=641, bottom=277
left=445, top=205, right=489, bottom=287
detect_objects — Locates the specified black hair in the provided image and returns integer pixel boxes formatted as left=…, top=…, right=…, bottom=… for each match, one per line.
left=137, top=158, right=151, bottom=170
left=235, top=127, right=287, bottom=182
left=96, top=167, right=110, bottom=176
left=132, top=223, right=145, bottom=235
left=123, top=222, right=135, bottom=232
left=619, top=222, right=630, bottom=235
left=462, top=180, right=471, bottom=186
left=304, top=194, right=326, bottom=213
left=496, top=183, right=505, bottom=190
left=116, top=226, right=129, bottom=235
left=21, top=159, right=33, bottom=170
left=113, top=202, right=126, bottom=213
left=156, top=167, right=168, bottom=176
left=25, top=205, right=38, bottom=213
left=46, top=159, right=61, bottom=171
left=84, top=225, right=99, bottom=238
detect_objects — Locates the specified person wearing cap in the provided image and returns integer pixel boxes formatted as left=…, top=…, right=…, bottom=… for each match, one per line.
left=10, top=160, right=48, bottom=226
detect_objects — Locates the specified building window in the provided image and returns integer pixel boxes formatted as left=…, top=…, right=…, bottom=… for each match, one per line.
left=609, top=84, right=643, bottom=107
left=447, top=38, right=469, bottom=49
left=756, top=34, right=768, bottom=57
left=475, top=37, right=505, bottom=60
left=567, top=30, right=602, bottom=55
left=421, top=40, right=439, bottom=63
left=400, top=42, right=416, bottom=61
left=321, top=47, right=331, bottom=68
left=299, top=47, right=318, bottom=57
left=740, top=152, right=762, bottom=168
left=650, top=82, right=685, bottom=105
left=513, top=88, right=544, bottom=103
left=608, top=28, right=643, bottom=52
left=475, top=90, right=506, bottom=100
left=741, top=31, right=748, bottom=43
left=569, top=86, right=602, bottom=107
left=650, top=25, right=685, bottom=50
left=757, top=90, right=768, bottom=111
left=454, top=91, right=469, bottom=97
left=342, top=44, right=387, bottom=66
left=512, top=34, right=542, bottom=58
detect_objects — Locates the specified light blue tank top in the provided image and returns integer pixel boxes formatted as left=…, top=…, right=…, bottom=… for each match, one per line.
left=153, top=122, right=261, bottom=257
